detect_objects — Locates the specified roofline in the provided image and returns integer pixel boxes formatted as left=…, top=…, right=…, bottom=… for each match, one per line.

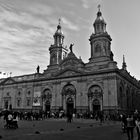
left=0, top=69, right=139, bottom=88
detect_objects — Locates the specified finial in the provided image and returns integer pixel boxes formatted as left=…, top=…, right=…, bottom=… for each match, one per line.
left=97, top=4, right=102, bottom=17
left=98, top=4, right=101, bottom=11
left=123, top=55, right=125, bottom=63
left=57, top=18, right=61, bottom=30
left=58, top=18, right=61, bottom=25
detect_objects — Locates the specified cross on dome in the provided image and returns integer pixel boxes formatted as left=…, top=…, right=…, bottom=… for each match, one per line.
left=58, top=18, right=61, bottom=25
left=57, top=18, right=62, bottom=30
left=98, top=4, right=101, bottom=11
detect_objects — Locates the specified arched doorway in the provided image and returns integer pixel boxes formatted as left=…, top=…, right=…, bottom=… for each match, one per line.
left=42, top=89, right=52, bottom=112
left=88, top=85, right=103, bottom=112
left=66, top=97, right=74, bottom=113
left=92, top=99, right=100, bottom=113
left=62, top=84, right=76, bottom=113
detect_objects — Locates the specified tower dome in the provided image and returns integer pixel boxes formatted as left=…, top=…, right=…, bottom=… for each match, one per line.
left=93, top=5, right=106, bottom=34
left=53, top=18, right=64, bottom=46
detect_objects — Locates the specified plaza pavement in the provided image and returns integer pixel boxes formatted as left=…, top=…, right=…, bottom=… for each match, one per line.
left=0, top=118, right=137, bottom=140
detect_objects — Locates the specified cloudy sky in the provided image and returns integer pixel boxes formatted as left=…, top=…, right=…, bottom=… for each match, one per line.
left=0, top=0, right=140, bottom=79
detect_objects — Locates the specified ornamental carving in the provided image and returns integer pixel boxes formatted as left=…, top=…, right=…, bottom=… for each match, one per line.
left=67, top=97, right=74, bottom=103
left=56, top=70, right=81, bottom=77
left=62, top=71, right=77, bottom=76
left=88, top=85, right=102, bottom=98
left=92, top=99, right=100, bottom=105
left=63, top=59, right=78, bottom=66
left=62, top=84, right=76, bottom=96
left=42, top=89, right=52, bottom=100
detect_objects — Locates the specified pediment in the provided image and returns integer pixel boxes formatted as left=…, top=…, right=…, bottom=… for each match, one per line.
left=54, top=68, right=84, bottom=78
left=0, top=77, right=16, bottom=85
left=60, top=52, right=84, bottom=68
left=61, top=59, right=79, bottom=67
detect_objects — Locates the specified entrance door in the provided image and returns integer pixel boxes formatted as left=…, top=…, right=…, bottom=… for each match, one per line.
left=4, top=100, right=8, bottom=109
left=45, top=100, right=50, bottom=112
left=92, top=99, right=100, bottom=113
left=66, top=97, right=74, bottom=114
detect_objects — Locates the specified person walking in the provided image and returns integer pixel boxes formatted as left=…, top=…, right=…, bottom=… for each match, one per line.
left=126, top=114, right=135, bottom=140
left=99, top=111, right=104, bottom=124
left=67, top=111, right=73, bottom=123
left=121, top=114, right=127, bottom=133
left=135, top=117, right=140, bottom=140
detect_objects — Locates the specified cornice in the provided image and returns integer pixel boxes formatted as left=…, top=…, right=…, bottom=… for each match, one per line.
left=116, top=70, right=140, bottom=88
left=89, top=32, right=112, bottom=41
left=1, top=68, right=139, bottom=89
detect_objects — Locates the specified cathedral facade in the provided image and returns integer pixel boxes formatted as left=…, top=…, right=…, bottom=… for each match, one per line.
left=0, top=8, right=140, bottom=115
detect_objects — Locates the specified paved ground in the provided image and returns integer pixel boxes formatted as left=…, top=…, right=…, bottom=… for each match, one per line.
left=0, top=118, right=138, bottom=140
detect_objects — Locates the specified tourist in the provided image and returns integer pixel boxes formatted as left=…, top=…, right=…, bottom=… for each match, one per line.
left=126, top=114, right=135, bottom=140
left=7, top=112, right=13, bottom=125
left=67, top=111, right=73, bottom=123
left=135, top=117, right=140, bottom=140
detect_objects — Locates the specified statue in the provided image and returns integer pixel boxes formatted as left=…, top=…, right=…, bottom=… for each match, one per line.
left=110, top=51, right=114, bottom=61
left=37, top=65, right=40, bottom=73
left=69, top=43, right=74, bottom=52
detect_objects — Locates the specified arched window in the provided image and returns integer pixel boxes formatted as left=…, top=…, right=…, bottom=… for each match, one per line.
left=18, top=92, right=21, bottom=96
left=17, top=99, right=21, bottom=107
left=27, top=98, right=31, bottom=106
left=17, top=89, right=22, bottom=97
left=7, top=92, right=9, bottom=96
left=28, top=91, right=31, bottom=95
left=95, top=44, right=101, bottom=53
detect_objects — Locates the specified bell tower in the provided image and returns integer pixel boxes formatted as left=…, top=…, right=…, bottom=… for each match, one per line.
left=89, top=5, right=113, bottom=63
left=49, top=19, right=68, bottom=66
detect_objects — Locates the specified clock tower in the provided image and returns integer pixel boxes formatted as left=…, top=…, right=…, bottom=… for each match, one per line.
left=89, top=5, right=113, bottom=63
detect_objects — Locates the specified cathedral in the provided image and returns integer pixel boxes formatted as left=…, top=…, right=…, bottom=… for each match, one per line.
left=0, top=7, right=140, bottom=115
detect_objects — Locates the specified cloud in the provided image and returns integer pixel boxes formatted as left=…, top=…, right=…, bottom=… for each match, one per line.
left=27, top=3, right=54, bottom=16
left=0, top=1, right=81, bottom=76
left=82, top=0, right=89, bottom=9
left=81, top=0, right=102, bottom=9
left=0, top=2, right=56, bottom=75
left=61, top=17, right=79, bottom=31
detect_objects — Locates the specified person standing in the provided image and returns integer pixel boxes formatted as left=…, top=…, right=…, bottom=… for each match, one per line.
left=135, top=117, right=140, bottom=140
left=126, top=115, right=135, bottom=140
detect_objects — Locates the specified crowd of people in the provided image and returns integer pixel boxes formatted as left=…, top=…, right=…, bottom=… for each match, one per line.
left=0, top=109, right=121, bottom=127
left=1, top=111, right=19, bottom=129
left=0, top=110, right=120, bottom=122
left=0, top=109, right=140, bottom=140
left=120, top=110, right=140, bottom=140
